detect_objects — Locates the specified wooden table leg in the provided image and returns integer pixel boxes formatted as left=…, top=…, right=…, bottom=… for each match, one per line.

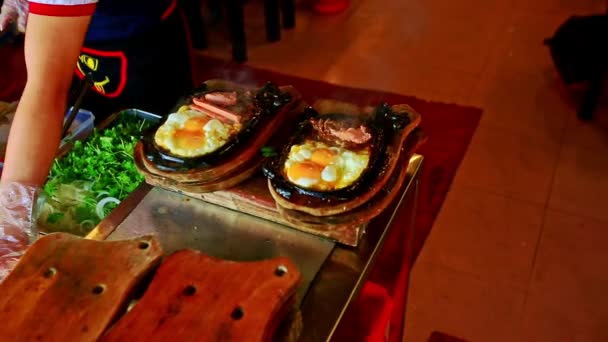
left=226, top=0, right=247, bottom=63
left=265, top=0, right=281, bottom=42
left=179, top=0, right=208, bottom=50
left=578, top=70, right=605, bottom=121
left=281, top=0, right=296, bottom=29
left=207, top=0, right=223, bottom=27
left=400, top=175, right=421, bottom=341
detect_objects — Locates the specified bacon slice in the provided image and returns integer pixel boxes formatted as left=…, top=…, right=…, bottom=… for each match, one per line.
left=204, top=91, right=238, bottom=106
left=191, top=97, right=242, bottom=123
left=329, top=126, right=371, bottom=144
left=311, top=117, right=372, bottom=147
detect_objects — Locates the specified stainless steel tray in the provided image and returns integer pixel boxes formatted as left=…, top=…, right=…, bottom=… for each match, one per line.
left=39, top=109, right=163, bottom=236
left=98, top=108, right=162, bottom=127
left=93, top=154, right=423, bottom=341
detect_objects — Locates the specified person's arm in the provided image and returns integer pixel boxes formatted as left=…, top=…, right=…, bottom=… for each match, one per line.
left=1, top=13, right=92, bottom=187
left=0, top=2, right=96, bottom=281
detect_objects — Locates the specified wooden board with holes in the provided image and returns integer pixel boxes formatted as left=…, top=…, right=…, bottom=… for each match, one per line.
left=101, top=249, right=302, bottom=342
left=0, top=233, right=163, bottom=341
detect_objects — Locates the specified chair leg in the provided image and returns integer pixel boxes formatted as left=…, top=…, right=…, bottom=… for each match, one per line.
left=264, top=0, right=281, bottom=42
left=226, top=0, right=247, bottom=63
left=280, top=0, right=295, bottom=29
left=578, top=71, right=605, bottom=121
left=179, top=0, right=208, bottom=50
left=207, top=0, right=223, bottom=27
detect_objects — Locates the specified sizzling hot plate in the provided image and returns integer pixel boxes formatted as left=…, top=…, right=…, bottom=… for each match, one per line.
left=142, top=82, right=292, bottom=172
left=262, top=103, right=411, bottom=207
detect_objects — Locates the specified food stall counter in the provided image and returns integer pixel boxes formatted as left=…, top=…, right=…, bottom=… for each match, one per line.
left=86, top=153, right=423, bottom=341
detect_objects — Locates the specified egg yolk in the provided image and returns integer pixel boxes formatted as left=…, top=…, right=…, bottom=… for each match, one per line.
left=183, top=116, right=209, bottom=132
left=284, top=141, right=369, bottom=191
left=287, top=162, right=324, bottom=182
left=173, top=116, right=210, bottom=150
left=174, top=131, right=206, bottom=150
left=310, top=148, right=337, bottom=166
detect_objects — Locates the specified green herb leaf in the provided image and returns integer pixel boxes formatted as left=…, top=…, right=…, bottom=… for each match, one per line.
left=41, top=114, right=154, bottom=235
left=46, top=212, right=64, bottom=224
left=261, top=146, right=277, bottom=157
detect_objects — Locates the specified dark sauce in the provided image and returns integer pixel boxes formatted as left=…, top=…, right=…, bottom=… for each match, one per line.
left=262, top=103, right=411, bottom=207
left=142, top=82, right=292, bottom=171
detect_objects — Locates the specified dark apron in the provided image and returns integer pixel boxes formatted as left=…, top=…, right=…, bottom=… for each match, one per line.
left=72, top=5, right=192, bottom=123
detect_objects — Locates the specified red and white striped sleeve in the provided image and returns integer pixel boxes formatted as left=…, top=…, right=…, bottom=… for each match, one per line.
left=28, top=0, right=98, bottom=17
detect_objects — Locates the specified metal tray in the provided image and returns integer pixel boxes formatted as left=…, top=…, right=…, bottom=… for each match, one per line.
left=39, top=109, right=163, bottom=235
left=98, top=108, right=162, bottom=129
left=90, top=153, right=424, bottom=341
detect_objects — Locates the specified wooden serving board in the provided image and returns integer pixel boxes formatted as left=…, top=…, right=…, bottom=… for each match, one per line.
left=138, top=93, right=426, bottom=246
left=135, top=85, right=304, bottom=185
left=101, top=250, right=301, bottom=342
left=143, top=130, right=426, bottom=247
left=164, top=173, right=367, bottom=245
left=0, top=233, right=163, bottom=342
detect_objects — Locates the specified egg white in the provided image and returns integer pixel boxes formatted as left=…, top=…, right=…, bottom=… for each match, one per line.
left=284, top=140, right=370, bottom=190
left=154, top=110, right=238, bottom=158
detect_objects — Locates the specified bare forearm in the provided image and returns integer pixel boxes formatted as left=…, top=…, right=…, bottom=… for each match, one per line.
left=0, top=14, right=91, bottom=187
left=1, top=85, right=65, bottom=187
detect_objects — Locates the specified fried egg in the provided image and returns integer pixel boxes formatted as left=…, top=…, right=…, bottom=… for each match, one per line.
left=284, top=140, right=370, bottom=191
left=154, top=110, right=239, bottom=158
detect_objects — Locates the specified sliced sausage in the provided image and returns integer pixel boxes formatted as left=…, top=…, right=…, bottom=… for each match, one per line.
left=204, top=91, right=238, bottom=107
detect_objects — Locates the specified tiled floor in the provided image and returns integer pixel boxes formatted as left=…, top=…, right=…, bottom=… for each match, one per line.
left=201, top=0, right=608, bottom=340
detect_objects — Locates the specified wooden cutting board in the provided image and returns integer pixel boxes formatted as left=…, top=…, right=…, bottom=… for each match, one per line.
left=101, top=249, right=301, bottom=342
left=0, top=232, right=163, bottom=342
